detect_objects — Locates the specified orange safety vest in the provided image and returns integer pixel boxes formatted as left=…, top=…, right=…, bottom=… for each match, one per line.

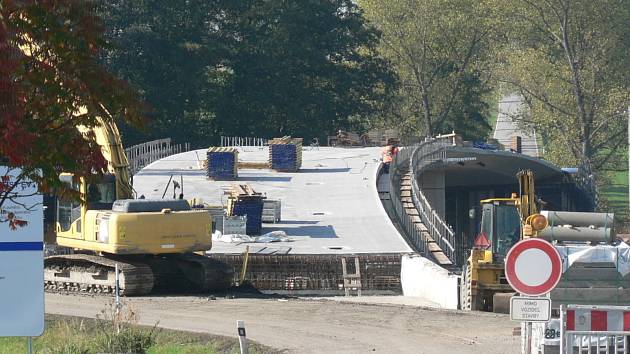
left=382, top=146, right=393, bottom=163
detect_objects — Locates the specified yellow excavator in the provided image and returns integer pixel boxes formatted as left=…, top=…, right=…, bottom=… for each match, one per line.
left=45, top=107, right=232, bottom=295
left=460, top=170, right=549, bottom=311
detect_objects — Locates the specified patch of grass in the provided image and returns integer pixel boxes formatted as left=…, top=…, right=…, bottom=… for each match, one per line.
left=600, top=169, right=628, bottom=221
left=0, top=314, right=275, bottom=354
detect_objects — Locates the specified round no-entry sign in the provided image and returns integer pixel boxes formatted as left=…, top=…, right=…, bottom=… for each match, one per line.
left=505, top=238, right=562, bottom=296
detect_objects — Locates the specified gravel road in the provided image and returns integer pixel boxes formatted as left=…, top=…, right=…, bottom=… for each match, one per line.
left=45, top=293, right=520, bottom=353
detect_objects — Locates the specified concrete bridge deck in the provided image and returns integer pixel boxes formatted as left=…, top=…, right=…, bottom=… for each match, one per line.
left=132, top=146, right=412, bottom=255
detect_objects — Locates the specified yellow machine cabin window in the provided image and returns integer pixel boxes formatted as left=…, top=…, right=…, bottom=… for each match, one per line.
left=87, top=174, right=116, bottom=210
left=57, top=175, right=81, bottom=232
left=495, top=205, right=521, bottom=258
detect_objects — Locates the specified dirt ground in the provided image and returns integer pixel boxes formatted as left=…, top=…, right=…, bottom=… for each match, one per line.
left=45, top=293, right=520, bottom=353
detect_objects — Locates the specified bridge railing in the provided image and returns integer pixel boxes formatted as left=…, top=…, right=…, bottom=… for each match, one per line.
left=388, top=138, right=459, bottom=267
left=125, top=138, right=190, bottom=175
left=410, top=139, right=457, bottom=265
left=220, top=136, right=268, bottom=147
left=389, top=144, right=428, bottom=255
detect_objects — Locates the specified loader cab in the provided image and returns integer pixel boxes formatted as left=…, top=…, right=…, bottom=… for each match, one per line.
left=477, top=199, right=521, bottom=261
left=56, top=173, right=117, bottom=233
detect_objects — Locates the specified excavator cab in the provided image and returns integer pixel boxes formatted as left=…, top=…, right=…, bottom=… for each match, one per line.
left=463, top=198, right=522, bottom=311
left=56, top=173, right=117, bottom=233
left=477, top=200, right=521, bottom=261
left=86, top=174, right=117, bottom=210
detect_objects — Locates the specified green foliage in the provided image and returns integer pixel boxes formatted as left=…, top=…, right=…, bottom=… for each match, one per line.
left=0, top=314, right=274, bottom=354
left=359, top=0, right=494, bottom=140
left=493, top=0, right=630, bottom=173
left=102, top=0, right=396, bottom=146
left=100, top=0, right=225, bottom=147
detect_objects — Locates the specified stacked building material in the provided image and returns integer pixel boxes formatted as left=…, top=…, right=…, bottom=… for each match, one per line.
left=262, top=199, right=282, bottom=223
left=206, top=147, right=238, bottom=180
left=226, top=184, right=265, bottom=235
left=223, top=215, right=247, bottom=235
left=268, top=136, right=303, bottom=172
left=335, top=130, right=364, bottom=146
left=203, top=205, right=226, bottom=233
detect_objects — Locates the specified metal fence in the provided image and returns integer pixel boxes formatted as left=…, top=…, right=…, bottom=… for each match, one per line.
left=221, top=136, right=268, bottom=147
left=125, top=138, right=190, bottom=175
left=559, top=304, right=630, bottom=354
left=410, top=139, right=457, bottom=265
left=388, top=138, right=458, bottom=267
left=389, top=144, right=428, bottom=256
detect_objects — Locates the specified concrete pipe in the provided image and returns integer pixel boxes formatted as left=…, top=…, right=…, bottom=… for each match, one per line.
left=540, top=211, right=614, bottom=228
left=538, top=225, right=614, bottom=244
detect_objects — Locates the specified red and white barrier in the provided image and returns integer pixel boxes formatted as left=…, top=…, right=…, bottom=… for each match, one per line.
left=566, top=308, right=630, bottom=332
left=557, top=305, right=630, bottom=354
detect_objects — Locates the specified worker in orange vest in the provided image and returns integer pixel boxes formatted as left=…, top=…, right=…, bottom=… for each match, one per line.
left=381, top=144, right=398, bottom=173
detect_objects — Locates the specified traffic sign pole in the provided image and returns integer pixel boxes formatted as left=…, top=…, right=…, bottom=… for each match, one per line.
left=505, top=239, right=563, bottom=354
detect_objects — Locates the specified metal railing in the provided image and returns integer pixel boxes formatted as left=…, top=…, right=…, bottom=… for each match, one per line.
left=410, top=139, right=457, bottom=265
left=221, top=136, right=268, bottom=147
left=125, top=138, right=190, bottom=175
left=388, top=145, right=428, bottom=255
left=388, top=138, right=458, bottom=266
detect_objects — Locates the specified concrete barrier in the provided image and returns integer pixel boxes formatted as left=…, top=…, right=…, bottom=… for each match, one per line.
left=401, top=254, right=458, bottom=309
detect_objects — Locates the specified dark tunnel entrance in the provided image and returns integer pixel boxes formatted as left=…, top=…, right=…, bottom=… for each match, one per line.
left=416, top=147, right=594, bottom=264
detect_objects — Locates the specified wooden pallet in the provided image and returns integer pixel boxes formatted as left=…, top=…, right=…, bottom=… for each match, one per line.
left=238, top=161, right=270, bottom=169
left=227, top=184, right=263, bottom=198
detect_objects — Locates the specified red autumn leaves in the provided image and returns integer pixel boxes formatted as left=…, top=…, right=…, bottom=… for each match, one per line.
left=0, top=1, right=144, bottom=206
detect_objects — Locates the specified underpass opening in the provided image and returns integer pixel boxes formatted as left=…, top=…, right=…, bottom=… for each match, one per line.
left=416, top=147, right=593, bottom=266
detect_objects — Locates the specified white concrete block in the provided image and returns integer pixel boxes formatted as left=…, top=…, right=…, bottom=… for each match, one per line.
left=401, top=254, right=458, bottom=309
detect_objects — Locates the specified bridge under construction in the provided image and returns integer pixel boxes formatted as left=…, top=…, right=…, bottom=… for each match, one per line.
left=130, top=134, right=593, bottom=302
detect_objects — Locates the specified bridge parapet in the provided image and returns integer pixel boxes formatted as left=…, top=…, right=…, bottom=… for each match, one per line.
left=389, top=138, right=459, bottom=268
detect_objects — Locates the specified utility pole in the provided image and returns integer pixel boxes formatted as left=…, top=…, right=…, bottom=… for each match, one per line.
left=628, top=106, right=629, bottom=212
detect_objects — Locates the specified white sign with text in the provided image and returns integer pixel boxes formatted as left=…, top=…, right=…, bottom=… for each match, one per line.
left=0, top=166, right=44, bottom=336
left=510, top=296, right=551, bottom=322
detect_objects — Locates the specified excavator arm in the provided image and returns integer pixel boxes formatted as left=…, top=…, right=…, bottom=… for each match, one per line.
left=517, top=169, right=537, bottom=220
left=76, top=105, right=133, bottom=200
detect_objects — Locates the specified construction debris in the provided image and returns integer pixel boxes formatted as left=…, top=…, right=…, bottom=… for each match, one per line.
left=328, top=129, right=400, bottom=147
left=213, top=230, right=291, bottom=243
left=329, top=130, right=364, bottom=146
left=364, top=128, right=400, bottom=147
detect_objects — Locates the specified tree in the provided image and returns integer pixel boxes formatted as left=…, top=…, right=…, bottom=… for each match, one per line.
left=0, top=0, right=143, bottom=220
left=215, top=0, right=396, bottom=141
left=495, top=0, right=630, bottom=175
left=100, top=0, right=226, bottom=147
left=359, top=0, right=494, bottom=139
left=103, top=0, right=396, bottom=146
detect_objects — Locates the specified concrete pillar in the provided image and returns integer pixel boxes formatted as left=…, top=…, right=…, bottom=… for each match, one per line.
left=418, top=170, right=446, bottom=219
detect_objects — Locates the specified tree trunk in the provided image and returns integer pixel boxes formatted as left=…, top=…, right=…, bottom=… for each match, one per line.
left=421, top=90, right=432, bottom=136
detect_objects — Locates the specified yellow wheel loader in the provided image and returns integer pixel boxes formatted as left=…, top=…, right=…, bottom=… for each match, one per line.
left=460, top=170, right=548, bottom=311
left=45, top=108, right=232, bottom=295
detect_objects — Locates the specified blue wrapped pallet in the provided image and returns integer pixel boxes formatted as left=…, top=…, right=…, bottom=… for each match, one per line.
left=231, top=198, right=264, bottom=235
left=226, top=184, right=265, bottom=235
left=268, top=136, right=303, bottom=172
left=207, top=147, right=238, bottom=179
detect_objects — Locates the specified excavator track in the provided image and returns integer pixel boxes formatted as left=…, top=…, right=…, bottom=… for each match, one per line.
left=44, top=254, right=154, bottom=295
left=44, top=253, right=234, bottom=296
left=144, top=253, right=234, bottom=293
